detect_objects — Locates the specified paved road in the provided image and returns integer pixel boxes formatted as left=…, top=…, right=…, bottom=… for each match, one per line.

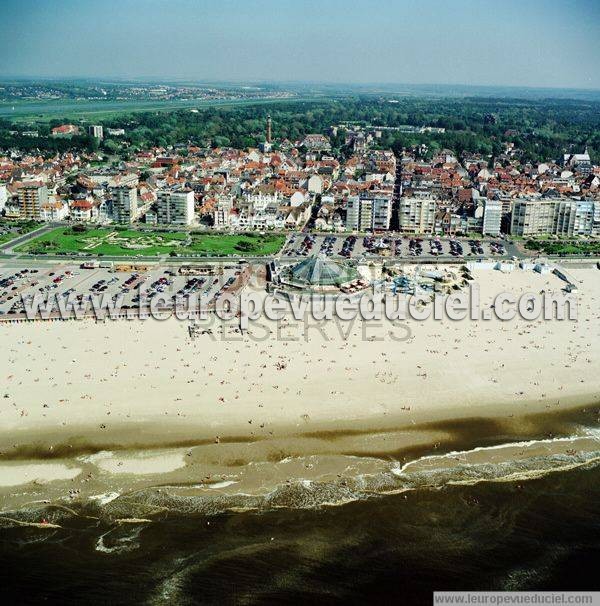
left=0, top=224, right=56, bottom=253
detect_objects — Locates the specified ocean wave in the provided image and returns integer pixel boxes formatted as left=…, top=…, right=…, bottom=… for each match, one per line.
left=392, top=433, right=589, bottom=476
left=95, top=525, right=145, bottom=554
left=206, top=480, right=238, bottom=489
left=389, top=433, right=600, bottom=490
left=90, top=450, right=600, bottom=519
left=500, top=545, right=571, bottom=591
left=89, top=492, right=121, bottom=505
left=582, top=425, right=600, bottom=442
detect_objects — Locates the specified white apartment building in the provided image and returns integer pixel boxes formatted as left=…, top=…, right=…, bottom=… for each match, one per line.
left=89, top=172, right=138, bottom=187
left=359, top=198, right=374, bottom=231
left=213, top=196, right=235, bottom=228
left=88, top=125, right=104, bottom=139
left=346, top=196, right=361, bottom=231
left=482, top=199, right=502, bottom=236
left=345, top=195, right=392, bottom=231
left=157, top=189, right=195, bottom=226
left=110, top=185, right=138, bottom=224
left=243, top=191, right=281, bottom=211
left=398, top=196, right=437, bottom=234
left=372, top=197, right=392, bottom=230
left=228, top=207, right=286, bottom=231
left=214, top=196, right=287, bottom=230
left=510, top=199, right=557, bottom=236
left=39, top=199, right=69, bottom=222
left=573, top=200, right=600, bottom=235
left=70, top=200, right=100, bottom=222
left=307, top=174, right=324, bottom=194
left=510, top=198, right=600, bottom=237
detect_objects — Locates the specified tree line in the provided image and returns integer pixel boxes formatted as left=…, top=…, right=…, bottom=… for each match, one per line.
left=1, top=96, right=598, bottom=164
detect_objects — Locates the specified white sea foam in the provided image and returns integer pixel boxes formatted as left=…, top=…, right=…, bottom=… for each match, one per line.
left=89, top=492, right=120, bottom=505
left=582, top=426, right=600, bottom=442
left=206, top=480, right=238, bottom=489
left=444, top=455, right=600, bottom=486
left=392, top=434, right=586, bottom=476
left=95, top=527, right=143, bottom=554
left=78, top=450, right=114, bottom=464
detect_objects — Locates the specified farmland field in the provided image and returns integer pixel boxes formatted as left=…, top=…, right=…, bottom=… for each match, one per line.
left=15, top=227, right=286, bottom=257
left=0, top=95, right=321, bottom=123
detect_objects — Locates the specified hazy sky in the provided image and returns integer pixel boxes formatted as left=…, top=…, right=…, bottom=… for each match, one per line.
left=1, top=0, right=599, bottom=89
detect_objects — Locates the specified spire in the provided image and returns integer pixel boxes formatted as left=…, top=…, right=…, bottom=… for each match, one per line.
left=266, top=115, right=272, bottom=144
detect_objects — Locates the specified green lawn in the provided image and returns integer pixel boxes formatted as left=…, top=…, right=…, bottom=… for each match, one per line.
left=187, top=233, right=285, bottom=256
left=16, top=227, right=285, bottom=257
left=0, top=220, right=42, bottom=246
left=525, top=239, right=600, bottom=256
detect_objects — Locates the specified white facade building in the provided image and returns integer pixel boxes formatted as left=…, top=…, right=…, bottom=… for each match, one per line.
left=88, top=125, right=104, bottom=139
left=510, top=198, right=600, bottom=237
left=346, top=196, right=360, bottom=231
left=345, top=195, right=392, bottom=231
left=110, top=185, right=138, bottom=224
left=213, top=196, right=235, bottom=228
left=482, top=199, right=502, bottom=236
left=157, top=189, right=195, bottom=226
left=0, top=184, right=7, bottom=212
left=243, top=191, right=281, bottom=211
left=399, top=196, right=437, bottom=234
left=70, top=200, right=100, bottom=222
left=371, top=197, right=392, bottom=231
left=39, top=199, right=69, bottom=221
left=307, top=174, right=324, bottom=194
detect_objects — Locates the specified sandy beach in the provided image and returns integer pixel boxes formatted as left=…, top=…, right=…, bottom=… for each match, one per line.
left=0, top=264, right=599, bottom=508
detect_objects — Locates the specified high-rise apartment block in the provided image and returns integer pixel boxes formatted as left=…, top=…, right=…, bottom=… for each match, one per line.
left=510, top=198, right=600, bottom=237
left=398, top=196, right=437, bottom=234
left=482, top=199, right=502, bottom=236
left=88, top=125, right=104, bottom=139
left=345, top=195, right=392, bottom=231
left=111, top=185, right=138, bottom=224
left=18, top=182, right=48, bottom=220
left=157, top=189, right=195, bottom=226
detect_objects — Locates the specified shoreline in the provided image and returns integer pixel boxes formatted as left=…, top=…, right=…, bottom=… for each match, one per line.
left=0, top=402, right=598, bottom=516
left=0, top=400, right=598, bottom=511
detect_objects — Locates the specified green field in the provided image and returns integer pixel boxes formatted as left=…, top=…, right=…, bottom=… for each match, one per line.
left=185, top=233, right=285, bottom=256
left=525, top=239, right=600, bottom=256
left=15, top=227, right=285, bottom=257
left=0, top=95, right=323, bottom=123
left=0, top=220, right=42, bottom=246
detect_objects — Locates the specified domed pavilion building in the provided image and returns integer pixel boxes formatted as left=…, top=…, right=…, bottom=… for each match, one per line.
left=275, top=254, right=370, bottom=296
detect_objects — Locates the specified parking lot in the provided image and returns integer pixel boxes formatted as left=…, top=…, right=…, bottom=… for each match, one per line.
left=0, top=263, right=242, bottom=318
left=281, top=233, right=510, bottom=260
